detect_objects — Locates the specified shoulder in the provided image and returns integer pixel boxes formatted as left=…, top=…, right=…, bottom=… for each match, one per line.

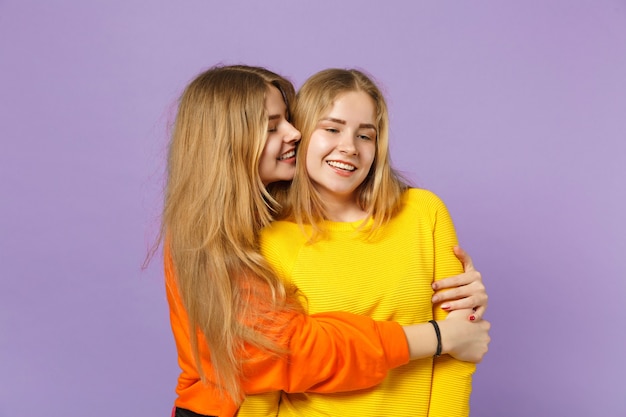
left=403, top=188, right=448, bottom=213
left=259, top=221, right=307, bottom=264
left=261, top=220, right=303, bottom=242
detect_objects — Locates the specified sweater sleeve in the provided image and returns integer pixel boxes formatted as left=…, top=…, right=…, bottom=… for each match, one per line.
left=164, top=245, right=410, bottom=417
left=426, top=193, right=476, bottom=417
left=237, top=310, right=409, bottom=415
left=241, top=310, right=408, bottom=393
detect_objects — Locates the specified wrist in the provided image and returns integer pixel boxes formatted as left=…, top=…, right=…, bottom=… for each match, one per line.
left=436, top=319, right=452, bottom=355
left=402, top=323, right=439, bottom=360
left=428, top=320, right=442, bottom=358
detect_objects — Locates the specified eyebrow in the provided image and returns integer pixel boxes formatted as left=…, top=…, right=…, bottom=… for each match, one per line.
left=322, top=117, right=376, bottom=130
left=268, top=114, right=281, bottom=121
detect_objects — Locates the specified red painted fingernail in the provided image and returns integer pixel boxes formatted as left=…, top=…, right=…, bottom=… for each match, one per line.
left=469, top=315, right=476, bottom=321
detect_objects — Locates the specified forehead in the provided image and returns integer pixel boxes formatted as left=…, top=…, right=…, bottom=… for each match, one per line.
left=325, top=91, right=376, bottom=123
left=265, top=85, right=287, bottom=114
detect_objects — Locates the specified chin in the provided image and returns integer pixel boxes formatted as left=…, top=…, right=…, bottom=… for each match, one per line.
left=267, top=174, right=293, bottom=184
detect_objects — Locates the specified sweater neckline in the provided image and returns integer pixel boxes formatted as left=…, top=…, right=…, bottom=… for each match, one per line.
left=320, top=216, right=374, bottom=232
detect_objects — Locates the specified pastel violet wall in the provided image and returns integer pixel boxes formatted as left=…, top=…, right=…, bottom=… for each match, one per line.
left=1, top=1, right=624, bottom=416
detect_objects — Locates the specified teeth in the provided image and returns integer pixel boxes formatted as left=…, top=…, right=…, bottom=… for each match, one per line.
left=327, top=161, right=356, bottom=171
left=278, top=150, right=296, bottom=160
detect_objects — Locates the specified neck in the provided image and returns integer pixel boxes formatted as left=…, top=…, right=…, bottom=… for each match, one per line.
left=321, top=196, right=368, bottom=223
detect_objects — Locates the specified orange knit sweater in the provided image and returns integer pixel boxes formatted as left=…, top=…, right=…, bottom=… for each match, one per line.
left=165, top=246, right=410, bottom=416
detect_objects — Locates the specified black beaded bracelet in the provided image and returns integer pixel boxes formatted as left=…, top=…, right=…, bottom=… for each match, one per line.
left=429, top=320, right=442, bottom=358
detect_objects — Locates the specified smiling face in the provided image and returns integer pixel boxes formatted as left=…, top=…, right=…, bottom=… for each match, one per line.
left=258, top=85, right=302, bottom=185
left=305, top=90, right=377, bottom=210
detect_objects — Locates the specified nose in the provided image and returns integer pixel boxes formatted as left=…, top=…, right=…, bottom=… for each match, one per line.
left=337, top=133, right=357, bottom=155
left=284, top=121, right=301, bottom=144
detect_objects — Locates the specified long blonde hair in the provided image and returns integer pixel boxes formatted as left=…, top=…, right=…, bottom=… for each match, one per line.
left=161, top=65, right=299, bottom=401
left=286, top=68, right=409, bottom=238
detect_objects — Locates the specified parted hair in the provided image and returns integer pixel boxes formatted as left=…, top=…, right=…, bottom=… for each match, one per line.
left=161, top=65, right=300, bottom=402
left=285, top=68, right=410, bottom=238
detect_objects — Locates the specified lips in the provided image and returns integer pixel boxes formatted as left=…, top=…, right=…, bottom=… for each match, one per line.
left=326, top=160, right=356, bottom=171
left=278, top=149, right=296, bottom=161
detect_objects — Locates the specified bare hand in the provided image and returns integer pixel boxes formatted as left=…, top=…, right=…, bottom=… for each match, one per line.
left=440, top=309, right=491, bottom=363
left=431, top=246, right=488, bottom=320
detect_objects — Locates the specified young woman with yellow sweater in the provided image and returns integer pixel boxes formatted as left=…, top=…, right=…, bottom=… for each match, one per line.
left=237, top=68, right=490, bottom=416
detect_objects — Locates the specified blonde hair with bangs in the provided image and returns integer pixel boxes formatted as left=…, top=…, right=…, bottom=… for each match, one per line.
left=161, top=65, right=299, bottom=401
left=287, top=68, right=409, bottom=238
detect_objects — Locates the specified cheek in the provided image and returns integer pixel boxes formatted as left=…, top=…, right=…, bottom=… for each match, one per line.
left=305, top=134, right=323, bottom=167
left=258, top=153, right=272, bottom=178
left=361, top=143, right=377, bottom=166
left=305, top=141, right=329, bottom=179
left=261, top=138, right=283, bottom=167
left=259, top=141, right=278, bottom=172
left=308, top=132, right=330, bottom=154
left=261, top=136, right=278, bottom=155
left=305, top=148, right=316, bottom=175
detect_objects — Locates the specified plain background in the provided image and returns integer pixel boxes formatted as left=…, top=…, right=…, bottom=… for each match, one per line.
left=1, top=1, right=625, bottom=416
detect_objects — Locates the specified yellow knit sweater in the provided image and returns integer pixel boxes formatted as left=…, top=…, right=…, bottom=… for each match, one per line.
left=239, top=188, right=475, bottom=417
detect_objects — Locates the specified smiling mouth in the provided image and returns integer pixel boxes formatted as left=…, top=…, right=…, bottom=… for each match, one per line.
left=278, top=149, right=296, bottom=161
left=326, top=160, right=356, bottom=171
